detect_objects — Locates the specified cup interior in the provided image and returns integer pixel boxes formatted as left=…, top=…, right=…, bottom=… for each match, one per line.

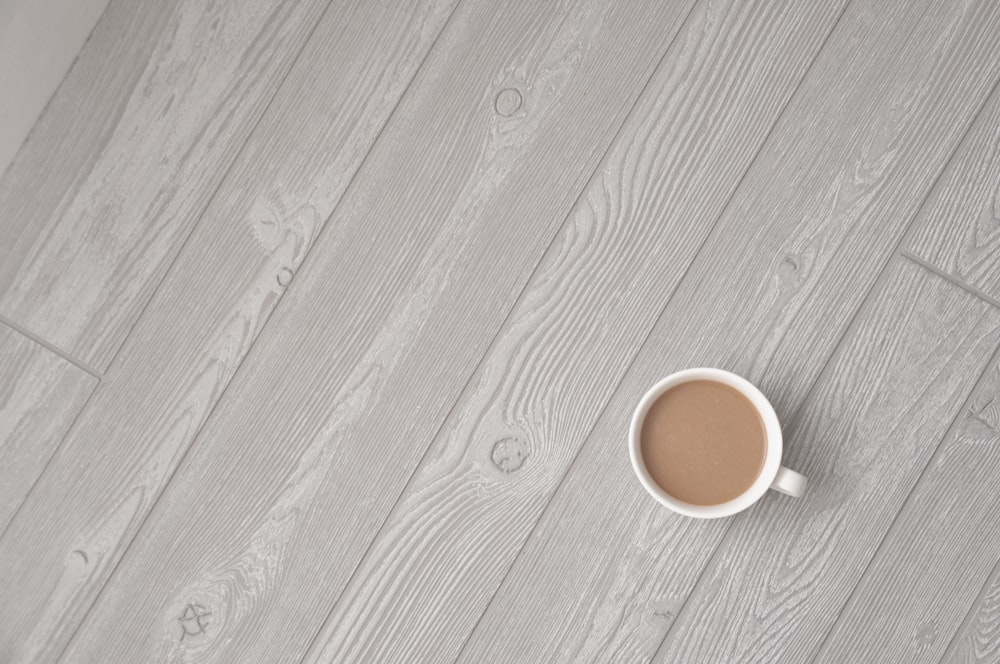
left=629, top=368, right=782, bottom=518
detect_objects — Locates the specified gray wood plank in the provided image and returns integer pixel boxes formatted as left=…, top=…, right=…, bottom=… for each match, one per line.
left=811, top=337, right=1000, bottom=664
left=458, top=1, right=1000, bottom=661
left=0, top=0, right=108, bottom=178
left=906, top=73, right=1000, bottom=303
left=298, top=1, right=847, bottom=662
left=651, top=256, right=1000, bottom=664
left=42, top=1, right=699, bottom=663
left=809, top=82, right=1000, bottom=664
left=0, top=323, right=96, bottom=531
left=0, top=0, right=459, bottom=659
left=944, top=559, right=1000, bottom=663
left=0, top=0, right=332, bottom=371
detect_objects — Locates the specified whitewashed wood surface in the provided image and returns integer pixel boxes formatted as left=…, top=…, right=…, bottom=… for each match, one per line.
left=811, top=81, right=1000, bottom=664
left=0, top=0, right=332, bottom=372
left=58, top=1, right=705, bottom=661
left=945, top=560, right=1000, bottom=663
left=0, top=0, right=457, bottom=660
left=3, top=0, right=1000, bottom=663
left=460, top=0, right=1000, bottom=661
left=0, top=322, right=95, bottom=532
left=0, top=0, right=108, bottom=178
left=301, top=1, right=846, bottom=662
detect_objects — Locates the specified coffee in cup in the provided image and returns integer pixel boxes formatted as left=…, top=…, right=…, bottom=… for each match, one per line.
left=640, top=379, right=765, bottom=505
left=629, top=368, right=806, bottom=518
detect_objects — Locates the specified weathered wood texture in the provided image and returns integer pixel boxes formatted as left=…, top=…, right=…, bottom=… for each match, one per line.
left=811, top=83, right=1000, bottom=664
left=299, top=1, right=847, bottom=662
left=906, top=75, right=1000, bottom=304
left=944, top=559, right=1000, bottom=664
left=0, top=0, right=108, bottom=178
left=0, top=0, right=331, bottom=371
left=56, top=1, right=700, bottom=663
left=812, top=343, right=1000, bottom=664
left=0, top=0, right=460, bottom=660
left=459, top=1, right=1000, bottom=661
left=651, top=256, right=1000, bottom=664
left=0, top=323, right=96, bottom=532
left=4, top=2, right=1000, bottom=662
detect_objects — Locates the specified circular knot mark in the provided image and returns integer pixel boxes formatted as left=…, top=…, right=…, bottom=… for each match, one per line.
left=914, top=620, right=937, bottom=650
left=494, top=88, right=523, bottom=117
left=491, top=437, right=529, bottom=473
left=277, top=267, right=295, bottom=287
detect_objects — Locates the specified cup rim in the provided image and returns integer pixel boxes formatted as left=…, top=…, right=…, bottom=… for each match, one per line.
left=628, top=368, right=782, bottom=518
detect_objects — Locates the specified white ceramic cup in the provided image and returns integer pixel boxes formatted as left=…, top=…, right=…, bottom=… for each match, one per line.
left=629, top=367, right=806, bottom=518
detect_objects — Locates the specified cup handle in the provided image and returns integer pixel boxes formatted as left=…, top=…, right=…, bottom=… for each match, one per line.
left=771, top=466, right=807, bottom=497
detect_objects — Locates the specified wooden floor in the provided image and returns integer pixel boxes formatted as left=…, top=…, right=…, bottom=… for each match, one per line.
left=3, top=0, right=1000, bottom=662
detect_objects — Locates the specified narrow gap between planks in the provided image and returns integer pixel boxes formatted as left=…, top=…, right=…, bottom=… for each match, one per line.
left=0, top=312, right=102, bottom=379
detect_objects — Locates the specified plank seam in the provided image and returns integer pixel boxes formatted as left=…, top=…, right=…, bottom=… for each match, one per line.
left=0, top=312, right=102, bottom=378
left=900, top=249, right=1000, bottom=311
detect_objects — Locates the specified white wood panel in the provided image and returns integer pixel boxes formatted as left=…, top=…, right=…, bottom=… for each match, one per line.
left=813, top=344, right=1000, bottom=663
left=459, top=1, right=1000, bottom=660
left=0, top=323, right=96, bottom=532
left=652, top=258, right=1000, bottom=663
left=0, top=0, right=108, bottom=178
left=944, top=559, right=1000, bottom=664
left=906, top=66, right=1000, bottom=303
left=811, top=81, right=1000, bottom=664
left=22, top=1, right=699, bottom=663
left=0, top=0, right=331, bottom=371
left=0, top=0, right=458, bottom=660
left=3, top=2, right=1000, bottom=661
left=299, top=1, right=847, bottom=662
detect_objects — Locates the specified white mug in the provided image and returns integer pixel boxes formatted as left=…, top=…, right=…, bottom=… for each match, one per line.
left=629, top=368, right=806, bottom=518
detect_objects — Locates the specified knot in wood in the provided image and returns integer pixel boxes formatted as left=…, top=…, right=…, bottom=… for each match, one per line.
left=495, top=88, right=523, bottom=116
left=491, top=437, right=529, bottom=473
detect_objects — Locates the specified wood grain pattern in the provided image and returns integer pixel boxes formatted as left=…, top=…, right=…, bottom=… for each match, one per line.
left=906, top=70, right=1000, bottom=302
left=0, top=1, right=458, bottom=660
left=0, top=0, right=331, bottom=371
left=809, top=83, right=1000, bottom=664
left=652, top=257, right=1000, bottom=664
left=944, top=559, right=1000, bottom=663
left=0, top=323, right=96, bottom=532
left=55, top=1, right=699, bottom=663
left=0, top=0, right=109, bottom=178
left=299, top=1, right=847, bottom=662
left=811, top=340, right=1000, bottom=664
left=459, top=1, right=1000, bottom=661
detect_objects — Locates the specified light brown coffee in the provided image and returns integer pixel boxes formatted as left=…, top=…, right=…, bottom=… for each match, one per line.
left=640, top=380, right=765, bottom=505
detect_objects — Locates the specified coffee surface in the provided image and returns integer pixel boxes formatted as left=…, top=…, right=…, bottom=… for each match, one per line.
left=640, top=380, right=765, bottom=506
